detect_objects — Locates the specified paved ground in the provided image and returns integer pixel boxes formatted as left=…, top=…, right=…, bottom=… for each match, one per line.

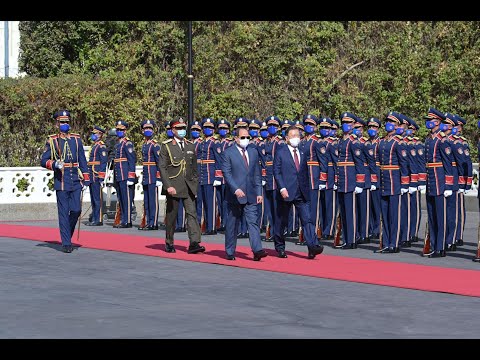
left=1, top=210, right=480, bottom=338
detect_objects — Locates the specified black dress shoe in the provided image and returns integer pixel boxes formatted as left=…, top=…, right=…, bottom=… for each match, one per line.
left=388, top=247, right=400, bottom=253
left=264, top=236, right=274, bottom=242
left=165, top=244, right=176, bottom=253
left=116, top=223, right=131, bottom=228
left=308, top=245, right=324, bottom=259
left=277, top=250, right=288, bottom=258
left=428, top=250, right=446, bottom=258
left=376, top=246, right=390, bottom=253
left=85, top=221, right=103, bottom=226
left=456, top=239, right=464, bottom=246
left=226, top=254, right=236, bottom=260
left=188, top=242, right=206, bottom=254
left=203, top=230, right=217, bottom=236
left=62, top=245, right=73, bottom=253
left=253, top=250, right=268, bottom=261
left=217, top=226, right=226, bottom=232
left=335, top=243, right=357, bottom=249
left=290, top=230, right=298, bottom=237
left=401, top=241, right=412, bottom=248
left=357, top=237, right=366, bottom=244
left=446, top=244, right=457, bottom=251
left=138, top=225, right=147, bottom=230
left=295, top=239, right=306, bottom=245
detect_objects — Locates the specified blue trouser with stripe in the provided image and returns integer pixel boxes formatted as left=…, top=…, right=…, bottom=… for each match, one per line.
left=338, top=191, right=356, bottom=245
left=143, top=183, right=159, bottom=227
left=426, top=194, right=447, bottom=252
left=117, top=180, right=133, bottom=224
left=369, top=188, right=381, bottom=236
left=216, top=184, right=226, bottom=228
left=309, top=189, right=320, bottom=237
left=409, top=191, right=421, bottom=239
left=196, top=184, right=203, bottom=224
left=200, top=184, right=216, bottom=232
left=381, top=194, right=401, bottom=248
left=265, top=189, right=278, bottom=233
left=321, top=189, right=338, bottom=236
left=456, top=191, right=466, bottom=242
left=356, top=189, right=370, bottom=239
left=56, top=188, right=82, bottom=246
left=446, top=190, right=458, bottom=246
left=399, top=192, right=410, bottom=244
left=89, top=181, right=103, bottom=223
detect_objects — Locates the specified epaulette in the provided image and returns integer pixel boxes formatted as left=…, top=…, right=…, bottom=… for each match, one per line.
left=277, top=139, right=285, bottom=145
left=460, top=135, right=467, bottom=141
left=184, top=138, right=193, bottom=144
left=150, top=139, right=157, bottom=144
left=349, top=134, right=357, bottom=142
left=311, top=134, right=319, bottom=140
left=439, top=131, right=446, bottom=137
left=98, top=140, right=105, bottom=145
left=48, top=134, right=58, bottom=139
left=163, top=138, right=173, bottom=144
left=70, top=133, right=81, bottom=138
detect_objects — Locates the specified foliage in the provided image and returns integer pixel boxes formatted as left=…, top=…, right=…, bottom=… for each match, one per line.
left=1, top=21, right=480, bottom=166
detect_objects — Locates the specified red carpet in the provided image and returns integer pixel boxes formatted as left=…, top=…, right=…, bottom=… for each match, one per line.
left=1, top=223, right=480, bottom=297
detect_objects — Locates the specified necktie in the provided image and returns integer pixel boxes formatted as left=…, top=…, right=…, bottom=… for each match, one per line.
left=241, top=149, right=249, bottom=168
left=179, top=141, right=184, bottom=151
left=293, top=148, right=300, bottom=172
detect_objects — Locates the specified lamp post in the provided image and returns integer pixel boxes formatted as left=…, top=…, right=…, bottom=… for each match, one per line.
left=187, top=21, right=193, bottom=134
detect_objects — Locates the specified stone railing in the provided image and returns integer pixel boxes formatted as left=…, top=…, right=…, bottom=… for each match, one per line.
left=0, top=166, right=164, bottom=204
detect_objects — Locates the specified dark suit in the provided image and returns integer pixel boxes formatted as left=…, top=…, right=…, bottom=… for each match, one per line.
left=273, top=144, right=320, bottom=252
left=221, top=144, right=264, bottom=256
left=158, top=137, right=201, bottom=245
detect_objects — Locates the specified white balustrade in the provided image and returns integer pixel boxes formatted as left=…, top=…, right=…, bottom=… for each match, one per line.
left=0, top=166, right=164, bottom=204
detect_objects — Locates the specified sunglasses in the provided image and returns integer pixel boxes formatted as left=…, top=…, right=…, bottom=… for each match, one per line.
left=239, top=136, right=251, bottom=140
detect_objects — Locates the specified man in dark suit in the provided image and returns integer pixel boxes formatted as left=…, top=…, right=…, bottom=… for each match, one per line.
left=221, top=127, right=268, bottom=261
left=158, top=117, right=205, bottom=254
left=273, top=125, right=324, bottom=259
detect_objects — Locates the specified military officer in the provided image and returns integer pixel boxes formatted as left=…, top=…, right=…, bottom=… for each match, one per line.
left=158, top=117, right=205, bottom=254
left=190, top=120, right=203, bottom=225
left=453, top=114, right=472, bottom=246
left=215, top=119, right=234, bottom=232
left=113, top=120, right=136, bottom=228
left=40, top=110, right=90, bottom=253
left=376, top=112, right=410, bottom=253
left=86, top=125, right=108, bottom=226
left=334, top=112, right=366, bottom=249
left=258, top=121, right=269, bottom=232
left=137, top=120, right=161, bottom=231
left=248, top=119, right=265, bottom=231
left=365, top=118, right=381, bottom=240
left=423, top=108, right=454, bottom=257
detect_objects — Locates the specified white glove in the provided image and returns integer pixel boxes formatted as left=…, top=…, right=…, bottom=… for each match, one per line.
left=55, top=161, right=64, bottom=169
left=464, top=189, right=471, bottom=195
left=127, top=180, right=134, bottom=186
left=354, top=186, right=363, bottom=194
left=333, top=184, right=338, bottom=190
left=262, top=180, right=266, bottom=186
left=418, top=185, right=426, bottom=192
left=82, top=185, right=88, bottom=191
left=99, top=181, right=105, bottom=188
left=401, top=188, right=409, bottom=195
left=408, top=186, right=417, bottom=194
left=370, top=185, right=377, bottom=191
left=213, top=180, right=222, bottom=187
left=156, top=181, right=162, bottom=187
left=319, top=184, right=326, bottom=191
left=444, top=190, right=453, bottom=197
left=458, top=188, right=465, bottom=193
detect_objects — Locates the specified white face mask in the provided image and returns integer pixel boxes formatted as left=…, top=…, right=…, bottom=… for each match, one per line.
left=239, top=138, right=250, bottom=149
left=289, top=137, right=301, bottom=148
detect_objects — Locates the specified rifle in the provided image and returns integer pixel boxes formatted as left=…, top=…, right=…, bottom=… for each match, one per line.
left=296, top=227, right=305, bottom=245
left=333, top=212, right=342, bottom=247
left=422, top=221, right=430, bottom=256
left=114, top=201, right=121, bottom=227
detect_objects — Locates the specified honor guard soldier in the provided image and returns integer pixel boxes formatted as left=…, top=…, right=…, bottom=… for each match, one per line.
left=353, top=116, right=372, bottom=244
left=376, top=112, right=409, bottom=253
left=423, top=108, right=454, bottom=257
left=334, top=112, right=366, bottom=249
left=113, top=120, right=136, bottom=228
left=86, top=125, right=108, bottom=226
left=397, top=114, right=417, bottom=248
left=264, top=116, right=284, bottom=241
left=198, top=118, right=222, bottom=235
left=216, top=119, right=234, bottom=232
left=138, top=120, right=161, bottom=231
left=407, top=118, right=425, bottom=243
left=190, top=120, right=203, bottom=225
left=365, top=118, right=381, bottom=240
left=453, top=114, right=472, bottom=246
left=158, top=118, right=205, bottom=254
left=248, top=119, right=265, bottom=230
left=41, top=110, right=90, bottom=253
left=258, top=121, right=269, bottom=232
left=319, top=118, right=340, bottom=239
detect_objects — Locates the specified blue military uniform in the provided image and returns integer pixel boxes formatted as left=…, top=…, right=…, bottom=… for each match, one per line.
left=257, top=121, right=269, bottom=232
left=424, top=108, right=454, bottom=257
left=377, top=112, right=410, bottom=253
left=198, top=118, right=222, bottom=235
left=453, top=114, right=472, bottom=246
left=190, top=120, right=203, bottom=225
left=139, top=120, right=161, bottom=230
left=335, top=112, right=366, bottom=249
left=248, top=119, right=264, bottom=234
left=264, top=116, right=285, bottom=241
left=86, top=125, right=108, bottom=226
left=365, top=118, right=381, bottom=239
left=216, top=119, right=234, bottom=232
left=40, top=110, right=90, bottom=252
left=113, top=120, right=137, bottom=228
